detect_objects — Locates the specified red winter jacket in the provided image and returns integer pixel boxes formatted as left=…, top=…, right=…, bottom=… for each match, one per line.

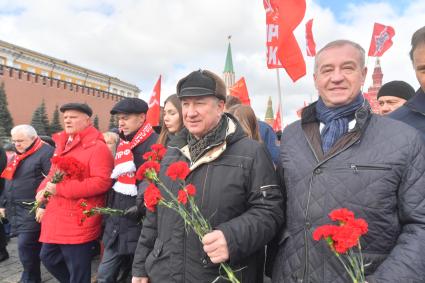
left=38, top=126, right=114, bottom=244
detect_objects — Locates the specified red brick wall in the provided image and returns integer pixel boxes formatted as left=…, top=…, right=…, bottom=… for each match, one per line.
left=0, top=65, right=124, bottom=133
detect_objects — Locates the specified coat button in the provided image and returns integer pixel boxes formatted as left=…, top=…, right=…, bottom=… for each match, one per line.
left=313, top=168, right=322, bottom=175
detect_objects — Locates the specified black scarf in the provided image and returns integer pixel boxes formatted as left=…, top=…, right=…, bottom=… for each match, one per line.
left=187, top=115, right=228, bottom=162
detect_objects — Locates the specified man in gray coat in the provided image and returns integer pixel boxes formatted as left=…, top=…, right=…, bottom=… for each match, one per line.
left=132, top=70, right=284, bottom=283
left=271, top=40, right=425, bottom=283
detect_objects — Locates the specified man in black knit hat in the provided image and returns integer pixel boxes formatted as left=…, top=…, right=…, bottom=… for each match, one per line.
left=377, top=80, right=415, bottom=115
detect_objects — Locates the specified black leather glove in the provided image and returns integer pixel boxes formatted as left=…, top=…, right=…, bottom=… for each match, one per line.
left=123, top=205, right=143, bottom=221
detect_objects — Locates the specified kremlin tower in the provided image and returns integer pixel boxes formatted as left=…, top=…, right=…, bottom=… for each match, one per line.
left=223, top=37, right=235, bottom=91
left=264, top=96, right=274, bottom=127
left=363, top=58, right=383, bottom=114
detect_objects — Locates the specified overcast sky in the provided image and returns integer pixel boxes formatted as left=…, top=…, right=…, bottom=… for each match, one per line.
left=0, top=0, right=423, bottom=125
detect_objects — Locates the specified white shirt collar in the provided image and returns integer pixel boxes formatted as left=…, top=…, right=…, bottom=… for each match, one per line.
left=319, top=119, right=356, bottom=133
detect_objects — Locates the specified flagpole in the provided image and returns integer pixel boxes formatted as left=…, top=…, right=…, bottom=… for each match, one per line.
left=276, top=69, right=283, bottom=130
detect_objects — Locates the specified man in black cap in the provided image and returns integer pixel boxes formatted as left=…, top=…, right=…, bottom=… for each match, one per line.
left=377, top=80, right=415, bottom=115
left=132, top=70, right=283, bottom=283
left=98, top=98, right=158, bottom=283
left=36, top=102, right=114, bottom=283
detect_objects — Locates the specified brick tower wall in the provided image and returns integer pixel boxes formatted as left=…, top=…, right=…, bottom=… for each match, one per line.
left=0, top=65, right=125, bottom=133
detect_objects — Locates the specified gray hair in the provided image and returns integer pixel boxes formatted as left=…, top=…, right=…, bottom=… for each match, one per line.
left=314, top=39, right=366, bottom=72
left=11, top=124, right=38, bottom=138
left=410, top=26, right=425, bottom=62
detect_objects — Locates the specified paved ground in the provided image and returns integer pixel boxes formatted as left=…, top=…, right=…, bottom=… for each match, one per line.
left=0, top=237, right=100, bottom=283
left=0, top=237, right=273, bottom=283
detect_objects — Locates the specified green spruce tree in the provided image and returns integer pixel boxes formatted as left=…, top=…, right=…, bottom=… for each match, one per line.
left=0, top=83, right=14, bottom=137
left=39, top=100, right=50, bottom=135
left=93, top=115, right=99, bottom=130
left=108, top=114, right=117, bottom=131
left=31, top=103, right=49, bottom=136
left=49, top=105, right=63, bottom=134
left=31, top=106, right=45, bottom=136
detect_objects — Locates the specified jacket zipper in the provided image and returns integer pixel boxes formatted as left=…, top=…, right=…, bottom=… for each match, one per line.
left=302, top=135, right=361, bottom=282
left=350, top=164, right=391, bottom=173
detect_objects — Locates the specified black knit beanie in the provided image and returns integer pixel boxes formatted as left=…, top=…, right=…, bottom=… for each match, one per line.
left=377, top=80, right=415, bottom=101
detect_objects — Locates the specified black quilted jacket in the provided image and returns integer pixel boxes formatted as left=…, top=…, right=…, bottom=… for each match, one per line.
left=272, top=102, right=425, bottom=283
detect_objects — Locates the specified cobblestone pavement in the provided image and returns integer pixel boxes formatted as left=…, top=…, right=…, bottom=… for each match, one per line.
left=0, top=237, right=100, bottom=283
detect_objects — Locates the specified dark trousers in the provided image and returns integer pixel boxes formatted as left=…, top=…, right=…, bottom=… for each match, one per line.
left=97, top=246, right=133, bottom=283
left=0, top=222, right=7, bottom=251
left=40, top=241, right=95, bottom=283
left=18, top=231, right=42, bottom=283
left=0, top=223, right=7, bottom=258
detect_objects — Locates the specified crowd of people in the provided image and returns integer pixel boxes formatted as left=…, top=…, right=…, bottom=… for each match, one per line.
left=0, top=25, right=424, bottom=283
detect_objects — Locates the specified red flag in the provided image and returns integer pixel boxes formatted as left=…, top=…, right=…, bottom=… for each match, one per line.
left=146, top=76, right=161, bottom=126
left=264, top=0, right=283, bottom=68
left=264, top=0, right=307, bottom=82
left=273, top=105, right=282, bottom=132
left=305, top=19, right=316, bottom=57
left=229, top=77, right=251, bottom=105
left=368, top=23, right=395, bottom=57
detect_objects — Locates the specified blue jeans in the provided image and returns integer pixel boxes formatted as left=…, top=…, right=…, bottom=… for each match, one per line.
left=18, top=232, right=42, bottom=283
left=97, top=246, right=133, bottom=283
left=40, top=241, right=95, bottom=283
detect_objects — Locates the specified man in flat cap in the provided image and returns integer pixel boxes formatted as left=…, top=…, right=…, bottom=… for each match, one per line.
left=36, top=102, right=114, bottom=283
left=132, top=70, right=284, bottom=283
left=98, top=97, right=158, bottom=282
left=377, top=80, right=415, bottom=115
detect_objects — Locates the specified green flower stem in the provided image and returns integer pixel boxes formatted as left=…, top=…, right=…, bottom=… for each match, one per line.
left=84, top=207, right=124, bottom=217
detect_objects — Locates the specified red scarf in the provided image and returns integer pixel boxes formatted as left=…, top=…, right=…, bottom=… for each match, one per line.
left=111, top=123, right=153, bottom=196
left=1, top=137, right=44, bottom=180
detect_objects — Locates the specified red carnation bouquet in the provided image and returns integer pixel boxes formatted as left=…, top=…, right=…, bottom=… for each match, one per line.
left=26, top=156, right=86, bottom=213
left=136, top=144, right=240, bottom=283
left=77, top=199, right=124, bottom=225
left=313, top=208, right=368, bottom=283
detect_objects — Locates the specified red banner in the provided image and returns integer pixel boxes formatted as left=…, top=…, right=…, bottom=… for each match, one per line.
left=146, top=75, right=161, bottom=126
left=368, top=23, right=395, bottom=57
left=229, top=77, right=251, bottom=105
left=264, top=0, right=306, bottom=82
left=305, top=18, right=316, bottom=57
left=264, top=0, right=282, bottom=68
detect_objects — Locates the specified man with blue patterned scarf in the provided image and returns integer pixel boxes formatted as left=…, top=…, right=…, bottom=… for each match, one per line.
left=269, top=40, right=425, bottom=283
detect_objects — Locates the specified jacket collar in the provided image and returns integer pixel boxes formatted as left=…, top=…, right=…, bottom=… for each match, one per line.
left=53, top=126, right=104, bottom=154
left=301, top=97, right=372, bottom=132
left=405, top=88, right=425, bottom=114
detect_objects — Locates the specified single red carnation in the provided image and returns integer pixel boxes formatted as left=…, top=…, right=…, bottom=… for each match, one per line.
left=151, top=144, right=165, bottom=152
left=347, top=218, right=368, bottom=235
left=331, top=224, right=360, bottom=253
left=329, top=208, right=355, bottom=223
left=144, top=183, right=162, bottom=212
left=166, top=161, right=190, bottom=181
left=136, top=161, right=161, bottom=181
left=149, top=144, right=167, bottom=161
left=185, top=184, right=196, bottom=196
left=143, top=151, right=156, bottom=161
left=177, top=190, right=188, bottom=205
left=313, top=224, right=338, bottom=241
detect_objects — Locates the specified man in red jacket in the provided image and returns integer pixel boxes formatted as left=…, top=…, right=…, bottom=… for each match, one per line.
left=36, top=103, right=114, bottom=283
